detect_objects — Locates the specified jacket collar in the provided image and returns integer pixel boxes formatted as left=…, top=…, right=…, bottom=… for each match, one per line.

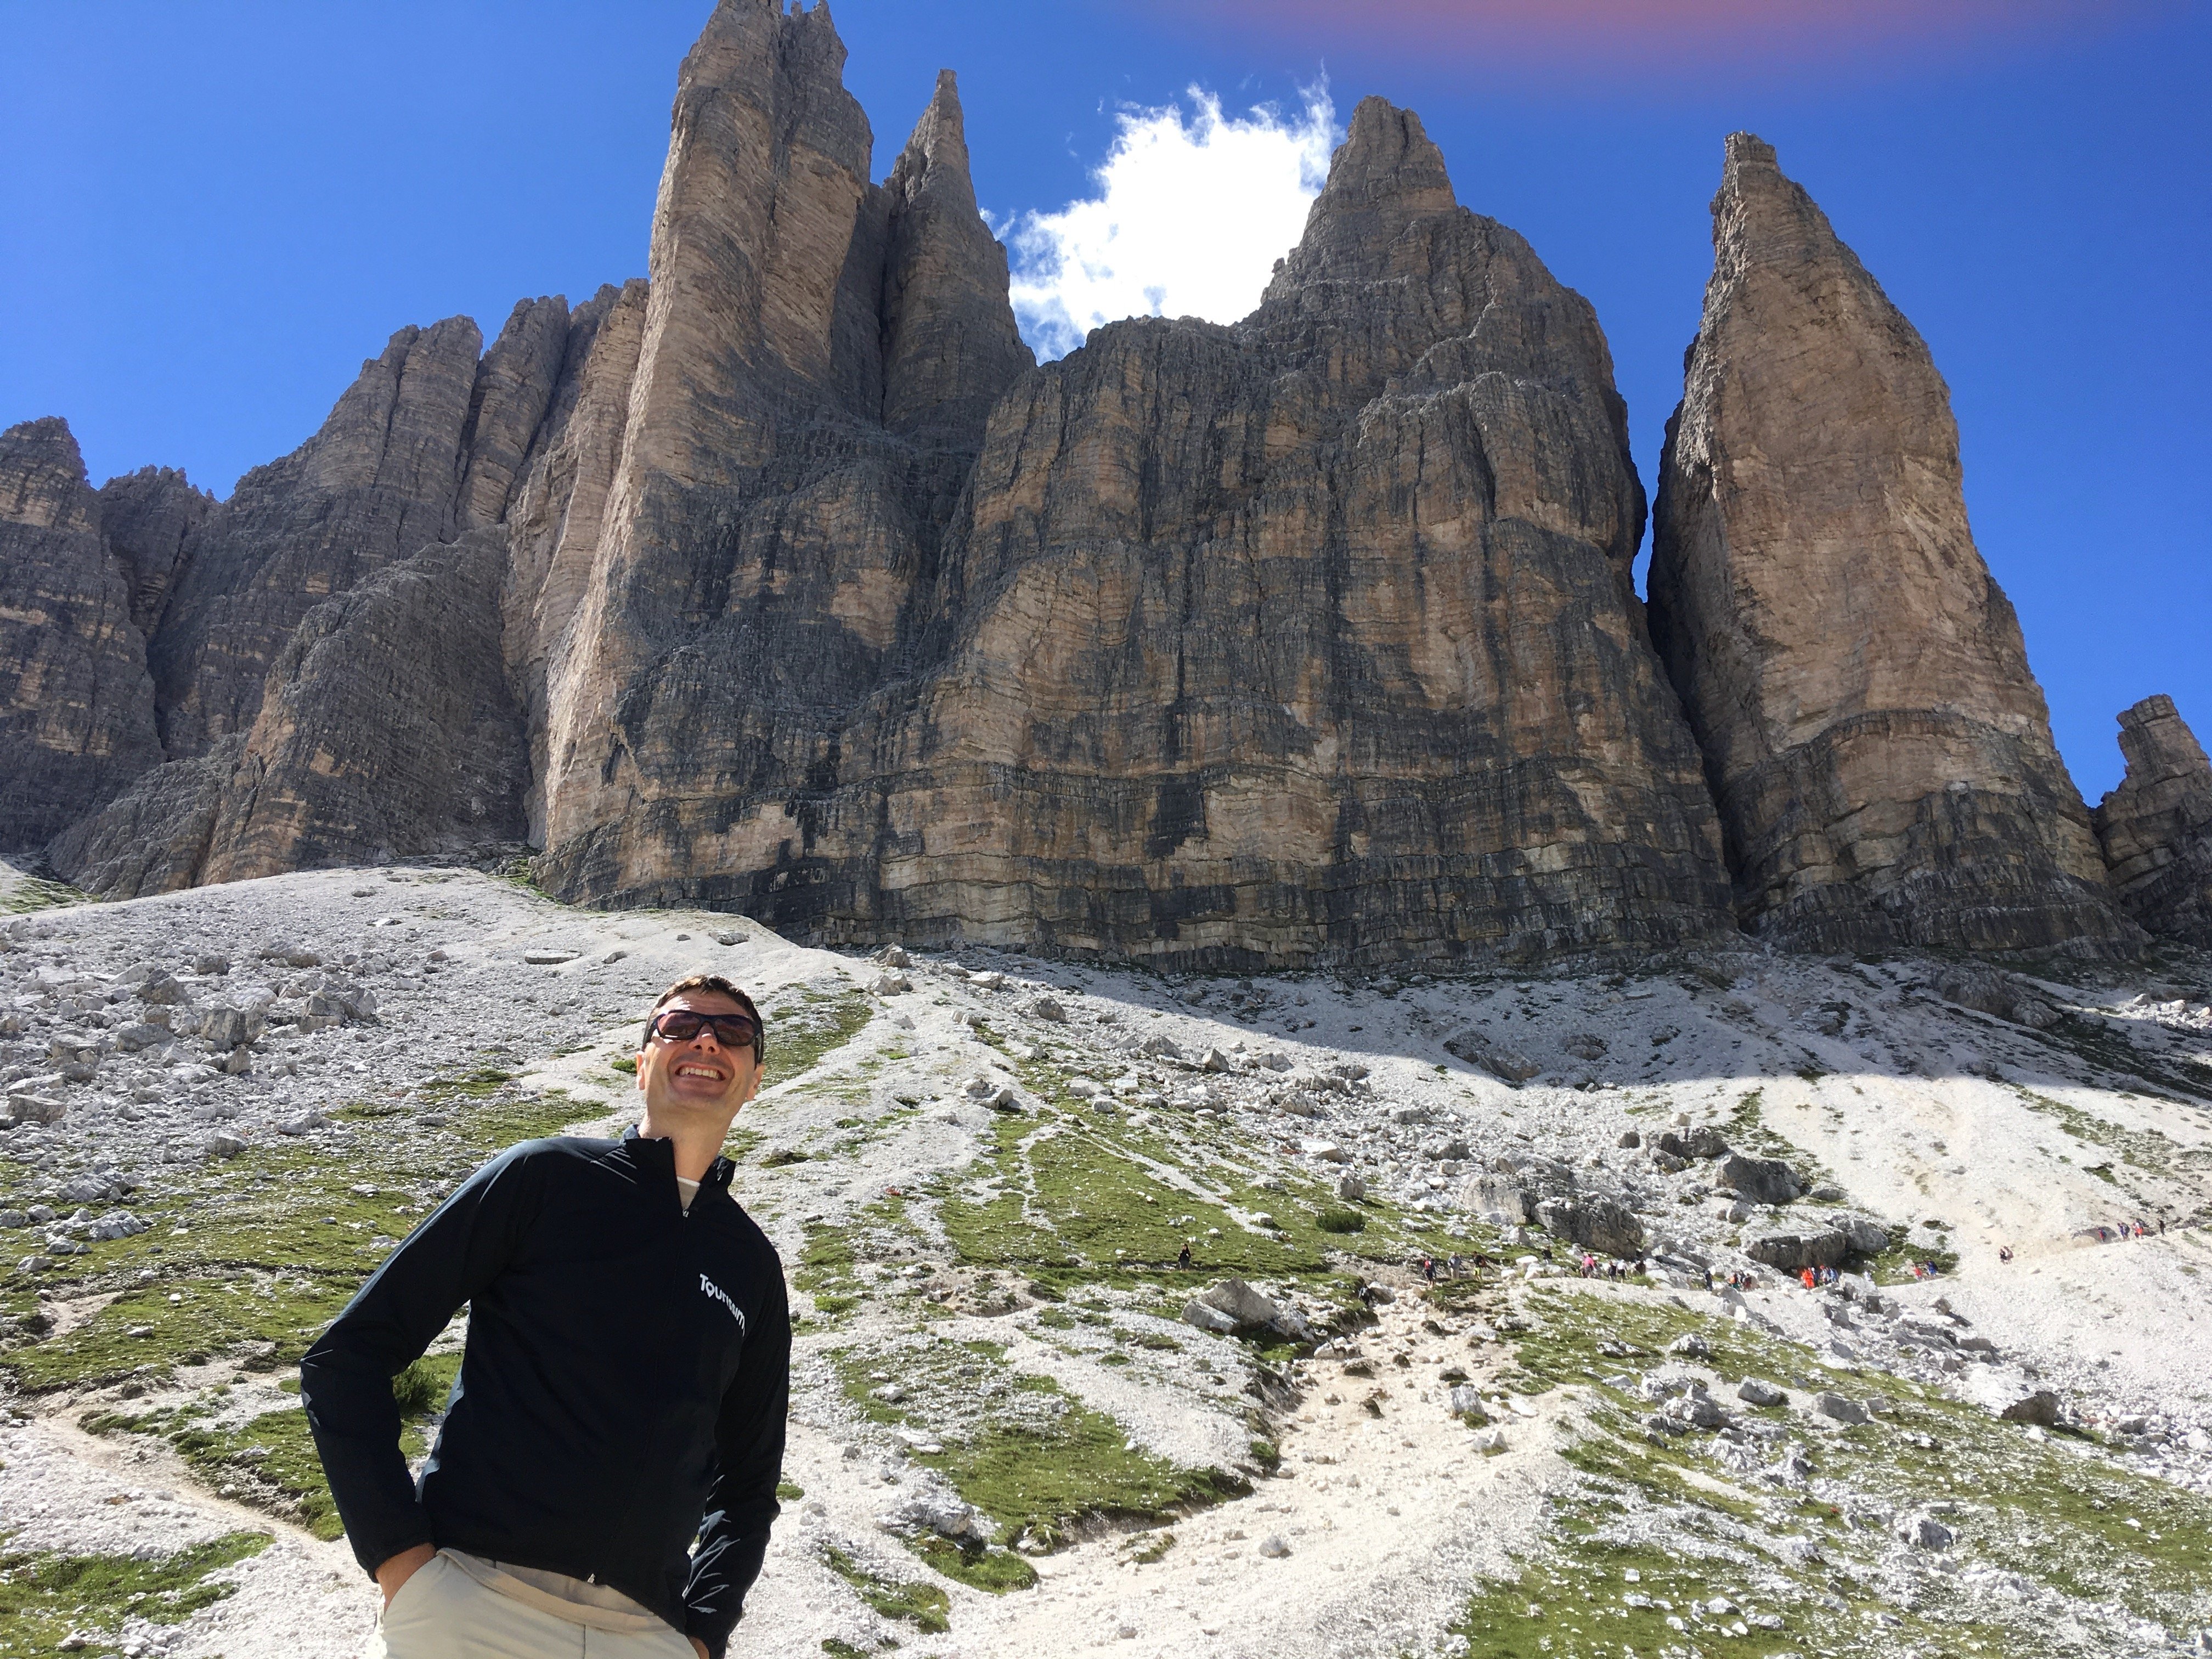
left=621, top=1124, right=735, bottom=1193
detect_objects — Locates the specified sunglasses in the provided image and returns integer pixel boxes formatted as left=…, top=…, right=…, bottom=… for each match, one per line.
left=646, top=1009, right=760, bottom=1049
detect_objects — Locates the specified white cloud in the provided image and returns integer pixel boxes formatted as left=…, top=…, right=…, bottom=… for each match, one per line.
left=995, top=87, right=1339, bottom=361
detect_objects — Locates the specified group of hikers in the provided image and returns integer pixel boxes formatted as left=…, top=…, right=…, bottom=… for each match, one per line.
left=2081, top=1216, right=2166, bottom=1244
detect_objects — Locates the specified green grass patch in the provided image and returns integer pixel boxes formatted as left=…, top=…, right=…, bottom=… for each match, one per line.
left=822, top=1546, right=949, bottom=1634
left=0, top=874, right=90, bottom=915
left=906, top=1536, right=1037, bottom=1593
left=832, top=1345, right=1247, bottom=1547
left=0, top=1532, right=269, bottom=1656
left=760, top=988, right=875, bottom=1088
left=1314, top=1207, right=1367, bottom=1234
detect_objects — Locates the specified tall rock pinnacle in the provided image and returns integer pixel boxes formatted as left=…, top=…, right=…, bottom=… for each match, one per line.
left=1649, top=134, right=2134, bottom=955
left=0, top=417, right=162, bottom=850
left=2092, top=695, right=2212, bottom=946
left=880, top=70, right=1035, bottom=441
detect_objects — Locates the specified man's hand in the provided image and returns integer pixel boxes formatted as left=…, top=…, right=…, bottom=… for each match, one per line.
left=690, top=1641, right=710, bottom=1659
left=375, top=1543, right=437, bottom=1607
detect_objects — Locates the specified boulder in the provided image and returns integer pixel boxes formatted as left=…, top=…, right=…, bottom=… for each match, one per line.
left=1897, top=1513, right=1955, bottom=1551
left=136, top=971, right=188, bottom=1006
left=1190, top=1277, right=1308, bottom=1340
left=1736, top=1378, right=1786, bottom=1407
left=1463, top=1176, right=1534, bottom=1226
left=1444, top=1032, right=1539, bottom=1082
left=1812, top=1392, right=1869, bottom=1426
left=1996, top=1389, right=2062, bottom=1427
left=1717, top=1153, right=1799, bottom=1205
left=1834, top=1215, right=1893, bottom=1255
left=1658, top=1126, right=1730, bottom=1160
left=1745, top=1228, right=1848, bottom=1271
left=1534, top=1195, right=1646, bottom=1258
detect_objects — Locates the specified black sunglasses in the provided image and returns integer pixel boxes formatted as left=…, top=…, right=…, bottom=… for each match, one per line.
left=646, top=1009, right=760, bottom=1049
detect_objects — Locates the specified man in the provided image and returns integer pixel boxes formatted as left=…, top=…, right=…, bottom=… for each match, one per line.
left=302, top=974, right=790, bottom=1659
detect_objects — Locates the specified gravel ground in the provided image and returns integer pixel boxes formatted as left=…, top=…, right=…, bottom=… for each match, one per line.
left=3, top=859, right=2210, bottom=1658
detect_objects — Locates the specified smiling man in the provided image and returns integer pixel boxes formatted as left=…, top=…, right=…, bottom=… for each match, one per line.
left=301, top=974, right=790, bottom=1659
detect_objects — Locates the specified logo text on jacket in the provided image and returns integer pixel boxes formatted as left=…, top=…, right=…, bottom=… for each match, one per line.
left=699, top=1273, right=747, bottom=1334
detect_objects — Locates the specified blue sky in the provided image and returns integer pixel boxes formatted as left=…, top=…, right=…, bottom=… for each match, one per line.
left=3, top=1, right=2205, bottom=797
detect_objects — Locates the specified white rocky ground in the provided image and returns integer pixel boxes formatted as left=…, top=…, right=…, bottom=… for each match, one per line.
left=2, top=857, right=2210, bottom=1659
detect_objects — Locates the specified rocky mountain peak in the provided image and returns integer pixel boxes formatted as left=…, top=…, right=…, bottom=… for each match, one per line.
left=2094, top=694, right=2212, bottom=945
left=880, top=69, right=1033, bottom=441
left=1266, top=96, right=1457, bottom=298
left=1, top=416, right=100, bottom=536
left=0, top=416, right=161, bottom=849
left=1650, top=134, right=2132, bottom=955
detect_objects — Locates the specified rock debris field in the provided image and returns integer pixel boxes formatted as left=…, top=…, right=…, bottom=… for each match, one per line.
left=3, top=860, right=2212, bottom=1659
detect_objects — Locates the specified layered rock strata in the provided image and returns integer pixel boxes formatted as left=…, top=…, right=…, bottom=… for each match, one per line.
left=0, top=419, right=162, bottom=848
left=12, top=5, right=2147, bottom=968
left=2092, top=696, right=2212, bottom=946
left=531, top=77, right=1731, bottom=964
left=1649, top=134, right=2134, bottom=956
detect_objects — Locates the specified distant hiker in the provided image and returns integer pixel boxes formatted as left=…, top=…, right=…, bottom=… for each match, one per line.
left=1801, top=1267, right=1816, bottom=1290
left=1177, top=1243, right=1193, bottom=1271
left=1422, top=1255, right=1438, bottom=1283
left=1999, top=1245, right=2014, bottom=1263
left=302, top=973, right=788, bottom=1659
left=1701, top=1267, right=1714, bottom=1292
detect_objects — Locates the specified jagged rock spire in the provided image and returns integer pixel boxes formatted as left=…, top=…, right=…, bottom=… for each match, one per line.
left=880, top=70, right=1034, bottom=441
left=1649, top=133, right=2134, bottom=954
left=1264, top=97, right=1456, bottom=299
left=0, top=417, right=162, bottom=850
left=2094, top=695, right=2212, bottom=945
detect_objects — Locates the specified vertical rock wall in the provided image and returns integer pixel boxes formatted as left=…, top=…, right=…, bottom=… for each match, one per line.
left=0, top=419, right=163, bottom=850
left=582, top=95, right=1734, bottom=965
left=1649, top=134, right=2134, bottom=956
left=526, top=0, right=1036, bottom=910
left=2093, top=696, right=2212, bottom=946
left=13, top=8, right=2154, bottom=966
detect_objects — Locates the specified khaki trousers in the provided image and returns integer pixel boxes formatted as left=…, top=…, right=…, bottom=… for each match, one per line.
left=368, top=1553, right=695, bottom=1659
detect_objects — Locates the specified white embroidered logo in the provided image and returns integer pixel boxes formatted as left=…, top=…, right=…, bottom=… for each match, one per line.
left=699, top=1273, right=747, bottom=1334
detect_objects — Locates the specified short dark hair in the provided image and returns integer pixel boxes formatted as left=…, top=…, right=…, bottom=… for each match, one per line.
left=644, top=974, right=765, bottom=1066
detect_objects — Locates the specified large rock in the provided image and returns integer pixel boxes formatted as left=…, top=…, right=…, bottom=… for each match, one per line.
left=1717, top=1153, right=1799, bottom=1206
left=0, top=418, right=162, bottom=850
left=1746, top=1227, right=1849, bottom=1272
left=1648, top=134, right=2135, bottom=957
left=1534, top=1195, right=1646, bottom=1258
left=2092, top=695, right=2212, bottom=946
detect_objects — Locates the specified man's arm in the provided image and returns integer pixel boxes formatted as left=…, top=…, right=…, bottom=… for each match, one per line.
left=682, top=1273, right=792, bottom=1659
left=298, top=1145, right=544, bottom=1585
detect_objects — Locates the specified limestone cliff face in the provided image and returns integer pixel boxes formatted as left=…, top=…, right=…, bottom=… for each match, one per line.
left=1649, top=134, right=2134, bottom=956
left=96, top=465, right=214, bottom=637
left=0, top=419, right=162, bottom=850
left=2093, top=696, right=2212, bottom=946
left=540, top=90, right=1732, bottom=965
left=527, top=0, right=1036, bottom=911
left=879, top=70, right=1034, bottom=439
left=145, top=298, right=593, bottom=762
left=21, top=10, right=2147, bottom=967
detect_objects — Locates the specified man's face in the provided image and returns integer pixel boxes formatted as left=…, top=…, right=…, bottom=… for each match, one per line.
left=635, top=991, right=762, bottom=1119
